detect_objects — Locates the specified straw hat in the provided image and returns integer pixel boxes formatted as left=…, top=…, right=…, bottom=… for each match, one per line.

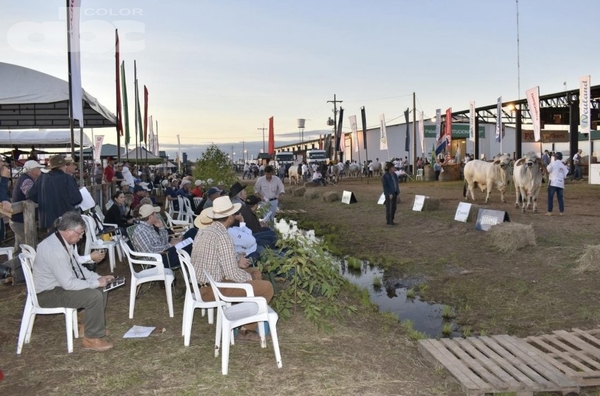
left=207, top=196, right=241, bottom=219
left=194, top=208, right=214, bottom=229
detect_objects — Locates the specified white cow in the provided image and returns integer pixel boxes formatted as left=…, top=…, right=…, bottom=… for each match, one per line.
left=463, top=154, right=512, bottom=203
left=347, top=163, right=361, bottom=178
left=370, top=159, right=382, bottom=176
left=287, top=163, right=301, bottom=185
left=513, top=151, right=544, bottom=213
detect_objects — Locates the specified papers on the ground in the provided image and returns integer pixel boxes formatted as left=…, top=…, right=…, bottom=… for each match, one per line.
left=412, top=195, right=427, bottom=211
left=174, top=237, right=193, bottom=250
left=77, top=187, right=96, bottom=211
left=123, top=325, right=156, bottom=338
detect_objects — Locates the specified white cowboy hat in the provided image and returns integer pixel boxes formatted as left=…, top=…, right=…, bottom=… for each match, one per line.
left=207, top=196, right=241, bottom=219
left=194, top=208, right=214, bottom=229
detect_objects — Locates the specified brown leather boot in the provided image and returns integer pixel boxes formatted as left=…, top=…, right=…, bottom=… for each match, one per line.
left=79, top=324, right=110, bottom=337
left=82, top=337, right=114, bottom=352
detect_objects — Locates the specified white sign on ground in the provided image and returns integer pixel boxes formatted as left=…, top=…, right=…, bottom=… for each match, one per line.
left=377, top=193, right=385, bottom=205
left=412, top=195, right=426, bottom=211
left=454, top=202, right=472, bottom=222
left=341, top=190, right=357, bottom=204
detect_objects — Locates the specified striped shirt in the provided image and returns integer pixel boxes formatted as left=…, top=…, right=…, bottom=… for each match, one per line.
left=191, top=221, right=251, bottom=284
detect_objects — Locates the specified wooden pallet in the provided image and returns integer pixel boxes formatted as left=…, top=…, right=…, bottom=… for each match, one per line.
left=525, top=328, right=600, bottom=387
left=418, top=335, right=579, bottom=396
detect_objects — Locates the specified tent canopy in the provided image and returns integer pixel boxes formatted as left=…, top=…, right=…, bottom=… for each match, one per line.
left=82, top=143, right=126, bottom=158
left=0, top=62, right=117, bottom=129
left=123, top=147, right=165, bottom=164
left=0, top=130, right=92, bottom=148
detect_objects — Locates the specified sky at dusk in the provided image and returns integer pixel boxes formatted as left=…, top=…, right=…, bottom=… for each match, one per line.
left=1, top=0, right=598, bottom=161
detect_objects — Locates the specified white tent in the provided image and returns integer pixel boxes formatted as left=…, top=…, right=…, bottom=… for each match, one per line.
left=0, top=130, right=92, bottom=148
left=154, top=161, right=176, bottom=168
left=0, top=62, right=116, bottom=129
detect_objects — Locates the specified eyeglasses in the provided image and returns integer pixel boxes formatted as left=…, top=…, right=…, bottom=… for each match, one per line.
left=70, top=228, right=85, bottom=236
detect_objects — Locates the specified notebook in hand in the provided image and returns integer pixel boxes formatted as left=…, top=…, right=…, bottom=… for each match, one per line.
left=103, top=277, right=126, bottom=292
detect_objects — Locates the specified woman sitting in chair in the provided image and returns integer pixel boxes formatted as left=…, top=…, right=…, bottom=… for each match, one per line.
left=104, top=191, right=134, bottom=234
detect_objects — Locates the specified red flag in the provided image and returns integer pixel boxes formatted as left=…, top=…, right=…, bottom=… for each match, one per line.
left=143, top=85, right=149, bottom=143
left=445, top=107, right=452, bottom=151
left=268, top=116, right=274, bottom=155
left=115, top=30, right=123, bottom=135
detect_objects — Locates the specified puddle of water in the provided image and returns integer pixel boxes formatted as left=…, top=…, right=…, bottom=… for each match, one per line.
left=275, top=219, right=458, bottom=338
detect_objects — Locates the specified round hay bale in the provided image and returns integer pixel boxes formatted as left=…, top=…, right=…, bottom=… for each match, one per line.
left=292, top=187, right=306, bottom=197
left=304, top=188, right=321, bottom=200
left=488, top=222, right=536, bottom=253
left=304, top=181, right=318, bottom=188
left=574, top=245, right=600, bottom=273
left=422, top=197, right=440, bottom=211
left=322, top=191, right=340, bottom=202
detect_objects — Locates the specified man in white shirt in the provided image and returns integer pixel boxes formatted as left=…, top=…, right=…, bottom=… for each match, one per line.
left=254, top=165, right=285, bottom=222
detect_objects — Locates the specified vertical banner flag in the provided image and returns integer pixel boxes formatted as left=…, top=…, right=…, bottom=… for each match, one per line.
left=177, top=134, right=182, bottom=170
left=115, top=30, right=123, bottom=135
left=154, top=119, right=159, bottom=155
left=404, top=108, right=410, bottom=152
left=68, top=0, right=84, bottom=125
left=469, top=101, right=476, bottom=142
left=94, top=135, right=104, bottom=163
left=143, top=86, right=149, bottom=144
left=338, top=107, right=345, bottom=152
left=526, top=87, right=541, bottom=142
left=495, top=96, right=502, bottom=143
left=268, top=116, right=275, bottom=155
left=349, top=115, right=359, bottom=153
left=445, top=107, right=452, bottom=151
left=148, top=115, right=154, bottom=154
left=580, top=75, right=591, bottom=134
left=379, top=114, right=388, bottom=151
left=361, top=106, right=368, bottom=150
left=121, top=61, right=130, bottom=146
left=418, top=111, right=425, bottom=157
left=435, top=108, right=445, bottom=155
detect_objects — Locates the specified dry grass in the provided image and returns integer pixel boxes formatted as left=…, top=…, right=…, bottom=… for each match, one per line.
left=488, top=222, right=536, bottom=253
left=574, top=244, right=600, bottom=273
left=322, top=191, right=340, bottom=202
left=304, top=188, right=321, bottom=200
left=422, top=197, right=440, bottom=211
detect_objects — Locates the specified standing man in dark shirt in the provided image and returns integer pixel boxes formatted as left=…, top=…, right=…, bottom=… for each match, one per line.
left=103, top=156, right=115, bottom=183
left=10, top=160, right=44, bottom=249
left=28, top=155, right=83, bottom=232
left=382, top=161, right=400, bottom=226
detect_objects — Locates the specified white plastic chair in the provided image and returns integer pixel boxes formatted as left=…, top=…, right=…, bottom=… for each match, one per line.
left=416, top=169, right=424, bottom=181
left=17, top=252, right=79, bottom=354
left=180, top=196, right=196, bottom=223
left=193, top=197, right=203, bottom=208
left=119, top=238, right=175, bottom=319
left=164, top=211, right=191, bottom=233
left=81, top=214, right=118, bottom=273
left=176, top=250, right=222, bottom=346
left=204, top=270, right=282, bottom=375
left=91, top=205, right=123, bottom=261
left=0, top=246, right=14, bottom=260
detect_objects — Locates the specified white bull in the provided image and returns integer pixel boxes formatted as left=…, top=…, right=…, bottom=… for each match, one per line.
left=513, top=151, right=544, bottom=213
left=370, top=160, right=382, bottom=176
left=347, top=163, right=361, bottom=178
left=287, top=164, right=301, bottom=185
left=463, top=154, right=512, bottom=203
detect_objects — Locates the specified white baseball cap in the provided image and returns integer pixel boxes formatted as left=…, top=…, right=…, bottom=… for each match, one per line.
left=23, top=160, right=44, bottom=171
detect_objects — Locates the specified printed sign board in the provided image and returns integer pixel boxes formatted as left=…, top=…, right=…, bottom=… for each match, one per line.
left=412, top=195, right=426, bottom=211
left=454, top=202, right=471, bottom=222
left=475, top=209, right=510, bottom=231
left=341, top=190, right=357, bottom=204
left=377, top=193, right=385, bottom=205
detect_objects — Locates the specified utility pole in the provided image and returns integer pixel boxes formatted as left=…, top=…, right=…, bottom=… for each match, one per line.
left=258, top=125, right=267, bottom=153
left=327, top=94, right=343, bottom=162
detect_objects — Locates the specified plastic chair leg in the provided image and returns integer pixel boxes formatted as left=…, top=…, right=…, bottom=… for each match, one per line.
left=269, top=317, right=283, bottom=369
left=165, top=278, right=174, bottom=318
left=16, top=307, right=32, bottom=354
left=221, top=324, right=232, bottom=375
left=65, top=310, right=74, bottom=353
left=108, top=246, right=116, bottom=273
left=129, top=281, right=137, bottom=319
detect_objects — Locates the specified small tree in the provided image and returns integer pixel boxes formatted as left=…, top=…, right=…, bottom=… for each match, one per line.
left=193, top=144, right=238, bottom=188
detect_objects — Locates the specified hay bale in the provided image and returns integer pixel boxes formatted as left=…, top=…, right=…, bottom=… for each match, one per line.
left=304, top=181, right=318, bottom=188
left=574, top=245, right=600, bottom=273
left=323, top=191, right=340, bottom=202
left=292, top=187, right=306, bottom=197
left=488, top=222, right=536, bottom=253
left=422, top=197, right=440, bottom=211
left=304, top=188, right=321, bottom=200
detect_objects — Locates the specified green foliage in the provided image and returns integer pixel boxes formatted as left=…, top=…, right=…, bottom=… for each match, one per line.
left=346, top=256, right=362, bottom=271
left=441, top=323, right=453, bottom=336
left=372, top=276, right=382, bottom=288
left=263, top=233, right=353, bottom=332
left=406, top=288, right=416, bottom=299
left=192, top=144, right=237, bottom=188
left=442, top=305, right=456, bottom=320
left=461, top=326, right=472, bottom=338
left=401, top=320, right=427, bottom=341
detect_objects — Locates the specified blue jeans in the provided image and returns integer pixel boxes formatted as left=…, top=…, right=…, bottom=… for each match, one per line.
left=547, top=185, right=564, bottom=213
left=574, top=164, right=582, bottom=180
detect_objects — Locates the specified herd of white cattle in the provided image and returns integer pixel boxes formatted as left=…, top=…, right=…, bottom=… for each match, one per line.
left=463, top=152, right=547, bottom=213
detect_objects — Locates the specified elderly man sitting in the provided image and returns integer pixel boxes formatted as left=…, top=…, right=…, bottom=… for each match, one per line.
left=131, top=204, right=197, bottom=269
left=191, top=196, right=273, bottom=341
left=33, top=212, right=113, bottom=351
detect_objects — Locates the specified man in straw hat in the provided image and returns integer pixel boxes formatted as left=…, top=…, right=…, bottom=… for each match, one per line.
left=191, top=196, right=273, bottom=342
left=28, top=155, right=83, bottom=232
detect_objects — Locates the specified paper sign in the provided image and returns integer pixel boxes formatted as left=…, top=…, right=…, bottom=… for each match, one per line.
left=454, top=202, right=472, bottom=222
left=123, top=325, right=156, bottom=338
left=475, top=209, right=510, bottom=231
left=341, top=190, right=357, bottom=204
left=412, top=195, right=426, bottom=211
left=77, top=187, right=96, bottom=211
left=377, top=193, right=385, bottom=205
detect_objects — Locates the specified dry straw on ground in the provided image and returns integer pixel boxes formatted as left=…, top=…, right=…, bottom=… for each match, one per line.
left=304, top=181, right=318, bottom=188
left=422, top=197, right=440, bottom=211
left=322, top=191, right=340, bottom=202
left=304, top=188, right=321, bottom=200
left=488, top=222, right=536, bottom=253
left=574, top=244, right=600, bottom=273
left=292, top=187, right=306, bottom=197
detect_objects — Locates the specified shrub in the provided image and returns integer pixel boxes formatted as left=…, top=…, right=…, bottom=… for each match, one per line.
left=192, top=145, right=237, bottom=188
